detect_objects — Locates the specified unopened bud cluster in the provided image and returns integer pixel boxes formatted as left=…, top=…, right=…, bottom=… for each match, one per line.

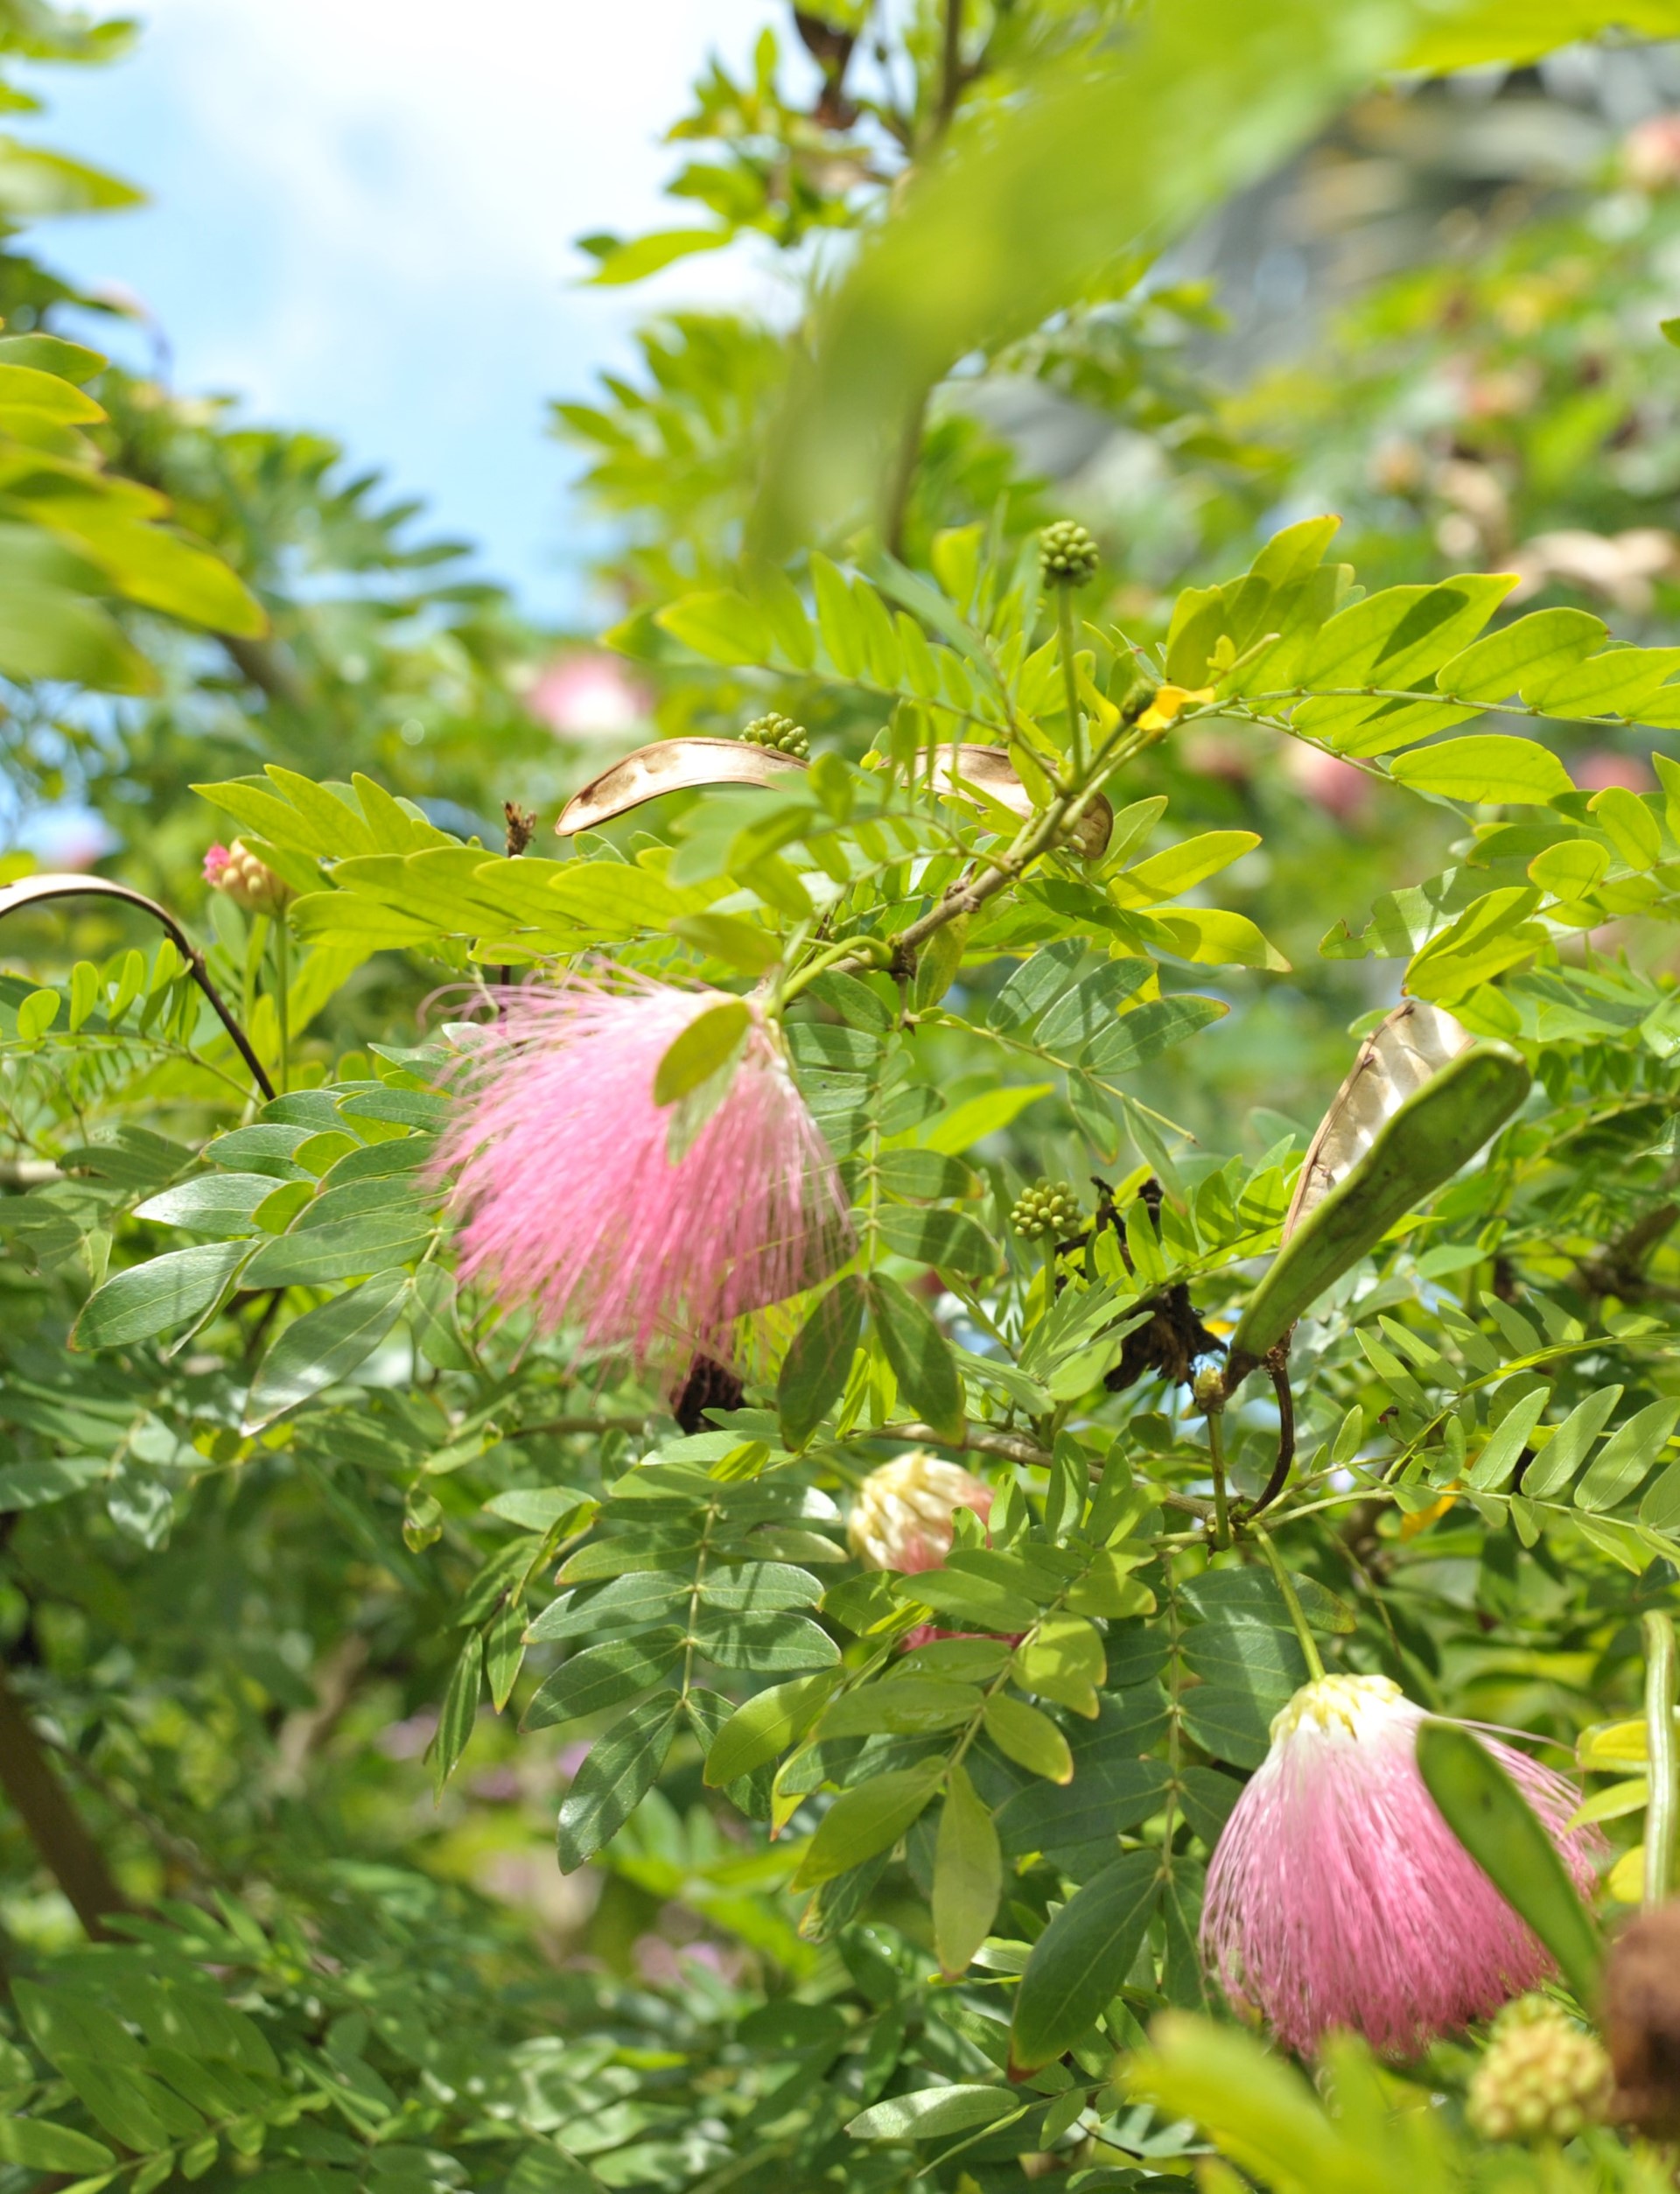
left=1012, top=1181, right=1082, bottom=1241
left=848, top=1450, right=991, bottom=1574
left=1466, top=1998, right=1612, bottom=2144
left=203, top=840, right=293, bottom=916
left=1039, top=520, right=1100, bottom=588
left=740, top=711, right=809, bottom=758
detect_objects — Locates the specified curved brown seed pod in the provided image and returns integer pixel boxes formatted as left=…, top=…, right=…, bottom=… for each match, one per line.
left=556, top=737, right=1111, bottom=859
left=1282, top=998, right=1471, bottom=1239
left=555, top=739, right=805, bottom=836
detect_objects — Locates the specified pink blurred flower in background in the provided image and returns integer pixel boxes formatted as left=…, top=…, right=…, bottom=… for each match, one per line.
left=1201, top=1673, right=1603, bottom=2057
left=527, top=651, right=649, bottom=738
left=1285, top=742, right=1370, bottom=822
left=435, top=978, right=849, bottom=1365
left=1624, top=113, right=1680, bottom=191
left=1576, top=750, right=1656, bottom=795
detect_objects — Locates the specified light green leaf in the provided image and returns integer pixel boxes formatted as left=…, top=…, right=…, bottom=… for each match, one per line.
left=703, top=1671, right=837, bottom=1785
left=790, top=1762, right=943, bottom=1888
left=845, top=2085, right=1019, bottom=2141
left=242, top=1270, right=410, bottom=1430
left=1390, top=734, right=1573, bottom=807
left=983, top=1694, right=1073, bottom=1783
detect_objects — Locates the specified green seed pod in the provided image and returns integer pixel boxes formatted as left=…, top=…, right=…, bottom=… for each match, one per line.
left=741, top=711, right=810, bottom=759
left=1039, top=520, right=1100, bottom=588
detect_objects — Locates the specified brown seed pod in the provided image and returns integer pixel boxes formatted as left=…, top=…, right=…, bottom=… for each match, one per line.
left=1605, top=1901, right=1680, bottom=2138
left=1283, top=998, right=1472, bottom=1239
left=556, top=736, right=1112, bottom=860
left=556, top=737, right=803, bottom=836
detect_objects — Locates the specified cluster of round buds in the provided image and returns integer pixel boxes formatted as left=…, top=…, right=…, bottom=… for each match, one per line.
left=1466, top=1997, right=1612, bottom=2144
left=1039, top=520, right=1100, bottom=588
left=848, top=1451, right=991, bottom=1574
left=741, top=712, right=809, bottom=759
left=1011, top=1181, right=1082, bottom=1242
left=203, top=840, right=293, bottom=916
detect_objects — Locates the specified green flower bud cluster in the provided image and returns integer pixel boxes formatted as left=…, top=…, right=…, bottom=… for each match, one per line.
left=741, top=712, right=809, bottom=758
left=1040, top=520, right=1100, bottom=588
left=1466, top=1998, right=1612, bottom=2144
left=1012, top=1181, right=1082, bottom=1241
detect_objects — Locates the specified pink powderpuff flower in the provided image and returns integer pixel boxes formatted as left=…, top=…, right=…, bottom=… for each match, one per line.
left=1200, top=1673, right=1604, bottom=2059
left=435, top=978, right=849, bottom=1365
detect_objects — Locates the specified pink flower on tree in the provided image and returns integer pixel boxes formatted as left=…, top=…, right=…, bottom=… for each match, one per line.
left=435, top=978, right=849, bottom=1364
left=1200, top=1673, right=1603, bottom=2058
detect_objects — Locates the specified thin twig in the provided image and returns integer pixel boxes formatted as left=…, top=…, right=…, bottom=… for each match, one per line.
left=0, top=873, right=275, bottom=1102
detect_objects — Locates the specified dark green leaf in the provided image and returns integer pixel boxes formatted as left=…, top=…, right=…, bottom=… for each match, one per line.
left=556, top=1695, right=681, bottom=1871
left=242, top=1271, right=410, bottom=1431
left=521, top=1630, right=684, bottom=1730
left=867, top=1272, right=963, bottom=1440
left=1010, top=1850, right=1160, bottom=2073
left=778, top=1276, right=865, bottom=1449
left=74, top=1242, right=249, bottom=1349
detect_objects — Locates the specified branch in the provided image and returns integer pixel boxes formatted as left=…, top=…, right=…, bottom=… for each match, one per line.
left=220, top=631, right=308, bottom=711
left=874, top=1419, right=1212, bottom=1520
left=1572, top=1202, right=1680, bottom=1300
left=0, top=873, right=276, bottom=1103
left=0, top=1658, right=127, bottom=1939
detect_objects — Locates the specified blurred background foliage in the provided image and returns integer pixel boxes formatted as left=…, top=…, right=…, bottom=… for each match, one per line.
left=7, top=1, right=1680, bottom=2190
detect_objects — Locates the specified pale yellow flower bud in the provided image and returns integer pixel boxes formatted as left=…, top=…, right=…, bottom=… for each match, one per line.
left=848, top=1450, right=992, bottom=1574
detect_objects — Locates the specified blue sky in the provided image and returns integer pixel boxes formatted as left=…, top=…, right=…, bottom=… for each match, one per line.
left=18, top=0, right=777, bottom=624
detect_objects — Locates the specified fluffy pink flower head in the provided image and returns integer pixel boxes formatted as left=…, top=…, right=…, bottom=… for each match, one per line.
left=1201, top=1673, right=1604, bottom=2059
left=436, top=978, right=849, bottom=1364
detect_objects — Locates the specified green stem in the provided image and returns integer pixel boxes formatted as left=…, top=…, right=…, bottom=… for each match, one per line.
left=1206, top=1406, right=1231, bottom=1553
left=1054, top=584, right=1084, bottom=781
left=1643, top=1609, right=1677, bottom=1910
left=778, top=930, right=895, bottom=1008
left=274, top=920, right=290, bottom=1097
left=1255, top=1529, right=1325, bottom=1682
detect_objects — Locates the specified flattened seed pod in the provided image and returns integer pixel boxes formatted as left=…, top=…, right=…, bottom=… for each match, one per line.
left=555, top=737, right=1112, bottom=859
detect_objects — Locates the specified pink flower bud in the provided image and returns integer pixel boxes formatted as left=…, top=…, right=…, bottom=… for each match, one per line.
left=1201, top=1673, right=1603, bottom=2057
left=435, top=978, right=849, bottom=1365
left=203, top=839, right=293, bottom=915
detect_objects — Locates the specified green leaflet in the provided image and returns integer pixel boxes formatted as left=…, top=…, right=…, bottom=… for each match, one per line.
left=1010, top=1849, right=1160, bottom=2073
left=1415, top=1721, right=1602, bottom=2008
